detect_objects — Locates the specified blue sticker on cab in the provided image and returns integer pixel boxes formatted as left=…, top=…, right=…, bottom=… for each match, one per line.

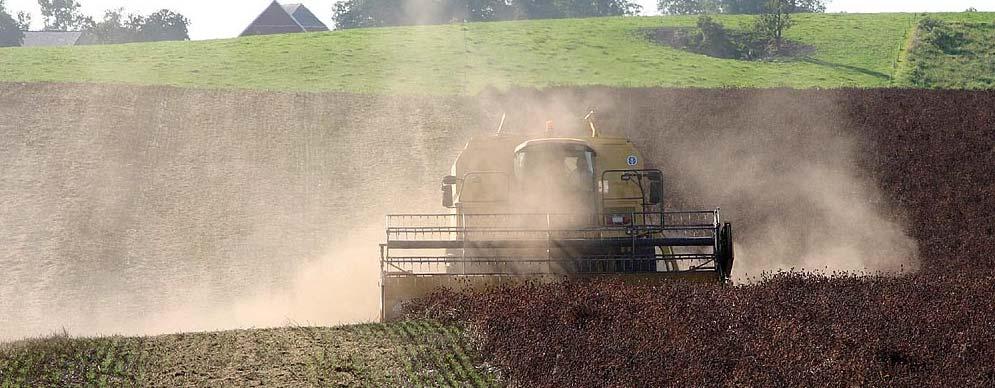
left=627, top=155, right=638, bottom=166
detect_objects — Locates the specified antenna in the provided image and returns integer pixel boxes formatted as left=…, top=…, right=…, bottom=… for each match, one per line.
left=496, top=113, right=507, bottom=135
left=585, top=109, right=599, bottom=138
left=461, top=3, right=470, bottom=95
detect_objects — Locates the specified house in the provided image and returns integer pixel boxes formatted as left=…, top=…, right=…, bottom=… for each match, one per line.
left=240, top=1, right=330, bottom=37
left=21, top=31, right=86, bottom=47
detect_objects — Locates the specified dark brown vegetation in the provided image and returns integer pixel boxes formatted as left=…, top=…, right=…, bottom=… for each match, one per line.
left=415, top=88, right=995, bottom=386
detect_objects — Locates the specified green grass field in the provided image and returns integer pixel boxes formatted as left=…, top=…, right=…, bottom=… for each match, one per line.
left=1, top=13, right=991, bottom=94
left=0, top=321, right=497, bottom=386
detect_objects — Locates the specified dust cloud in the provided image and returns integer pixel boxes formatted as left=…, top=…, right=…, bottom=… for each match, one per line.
left=478, top=88, right=920, bottom=280
left=0, top=83, right=920, bottom=342
left=135, top=224, right=384, bottom=335
left=0, top=83, right=472, bottom=342
left=653, top=90, right=919, bottom=279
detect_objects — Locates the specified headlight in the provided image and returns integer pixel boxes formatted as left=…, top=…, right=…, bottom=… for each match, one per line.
left=606, top=214, right=632, bottom=225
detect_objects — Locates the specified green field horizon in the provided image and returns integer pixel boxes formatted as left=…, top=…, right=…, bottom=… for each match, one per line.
left=1, top=12, right=992, bottom=94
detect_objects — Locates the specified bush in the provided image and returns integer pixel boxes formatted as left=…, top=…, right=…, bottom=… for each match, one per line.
left=663, top=15, right=800, bottom=60
left=670, top=16, right=741, bottom=58
left=697, top=15, right=738, bottom=57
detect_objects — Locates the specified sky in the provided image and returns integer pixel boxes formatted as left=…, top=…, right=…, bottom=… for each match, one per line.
left=5, top=0, right=995, bottom=40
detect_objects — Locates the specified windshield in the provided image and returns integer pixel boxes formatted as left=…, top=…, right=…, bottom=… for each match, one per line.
left=514, top=144, right=595, bottom=192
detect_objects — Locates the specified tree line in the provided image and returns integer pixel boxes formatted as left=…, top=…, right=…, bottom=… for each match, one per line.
left=1, top=0, right=834, bottom=47
left=657, top=0, right=826, bottom=15
left=332, top=0, right=642, bottom=29
left=332, top=0, right=828, bottom=29
left=0, top=0, right=189, bottom=47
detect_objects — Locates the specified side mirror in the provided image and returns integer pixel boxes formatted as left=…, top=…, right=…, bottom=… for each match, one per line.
left=442, top=183, right=454, bottom=208
left=648, top=173, right=662, bottom=205
left=649, top=181, right=662, bottom=205
left=442, top=175, right=457, bottom=208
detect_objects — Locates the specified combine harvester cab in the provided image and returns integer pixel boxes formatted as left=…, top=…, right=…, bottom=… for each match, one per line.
left=379, top=116, right=734, bottom=321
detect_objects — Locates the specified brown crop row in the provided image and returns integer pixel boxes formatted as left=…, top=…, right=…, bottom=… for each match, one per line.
left=415, top=88, right=995, bottom=386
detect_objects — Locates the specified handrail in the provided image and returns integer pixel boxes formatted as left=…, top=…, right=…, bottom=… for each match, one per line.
left=455, top=171, right=510, bottom=204
left=600, top=169, right=662, bottom=213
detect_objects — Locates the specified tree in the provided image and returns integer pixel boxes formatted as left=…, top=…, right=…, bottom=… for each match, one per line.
left=725, top=0, right=825, bottom=13
left=0, top=0, right=24, bottom=47
left=80, top=8, right=188, bottom=45
left=83, top=8, right=142, bottom=44
left=466, top=0, right=514, bottom=21
left=332, top=0, right=518, bottom=29
left=658, top=0, right=719, bottom=15
left=38, top=0, right=92, bottom=31
left=555, top=0, right=641, bottom=18
left=334, top=0, right=418, bottom=29
left=139, top=9, right=189, bottom=41
left=16, top=11, right=31, bottom=30
left=657, top=0, right=826, bottom=15
left=752, top=0, right=793, bottom=52
left=333, top=0, right=639, bottom=29
left=790, top=0, right=827, bottom=12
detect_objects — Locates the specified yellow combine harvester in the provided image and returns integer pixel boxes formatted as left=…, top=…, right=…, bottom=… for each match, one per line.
left=379, top=113, right=734, bottom=320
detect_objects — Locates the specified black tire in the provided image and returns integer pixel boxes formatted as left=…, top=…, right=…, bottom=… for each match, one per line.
left=718, top=223, right=735, bottom=281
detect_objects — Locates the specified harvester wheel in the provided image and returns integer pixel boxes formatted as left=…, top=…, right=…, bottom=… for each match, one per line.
left=718, top=223, right=734, bottom=281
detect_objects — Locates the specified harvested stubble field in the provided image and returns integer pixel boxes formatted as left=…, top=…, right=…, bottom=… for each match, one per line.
left=0, top=83, right=993, bottom=385
left=0, top=321, right=498, bottom=386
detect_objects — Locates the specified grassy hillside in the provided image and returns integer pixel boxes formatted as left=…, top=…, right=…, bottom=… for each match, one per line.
left=6, top=13, right=992, bottom=94
left=903, top=16, right=995, bottom=89
left=0, top=321, right=497, bottom=386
